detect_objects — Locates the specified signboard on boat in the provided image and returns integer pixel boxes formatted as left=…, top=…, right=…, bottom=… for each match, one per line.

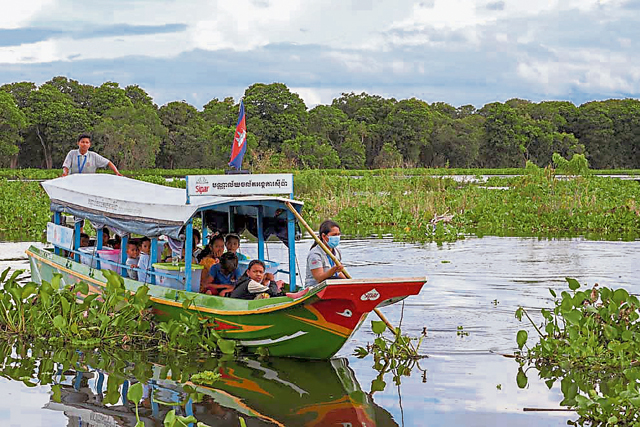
left=46, top=222, right=74, bottom=250
left=187, top=174, right=294, bottom=197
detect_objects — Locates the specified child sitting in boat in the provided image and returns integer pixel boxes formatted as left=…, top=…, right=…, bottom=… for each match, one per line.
left=229, top=260, right=284, bottom=300
left=198, top=232, right=225, bottom=287
left=225, top=234, right=248, bottom=261
left=201, top=252, right=242, bottom=296
left=137, top=237, right=152, bottom=282
left=125, top=239, right=140, bottom=280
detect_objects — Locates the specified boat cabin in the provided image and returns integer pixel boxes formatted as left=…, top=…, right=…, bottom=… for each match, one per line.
left=43, top=173, right=303, bottom=292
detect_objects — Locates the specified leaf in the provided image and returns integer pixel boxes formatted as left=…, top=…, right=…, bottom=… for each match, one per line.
left=563, top=310, right=582, bottom=326
left=516, top=330, right=528, bottom=350
left=60, top=296, right=71, bottom=317
left=75, top=281, right=89, bottom=295
left=515, top=307, right=523, bottom=321
left=217, top=339, right=236, bottom=355
left=371, top=320, right=387, bottom=335
left=21, top=283, right=37, bottom=299
left=613, top=288, right=629, bottom=305
left=51, top=384, right=62, bottom=403
left=70, top=323, right=79, bottom=335
left=52, top=315, right=66, bottom=330
left=370, top=377, right=386, bottom=392
left=565, top=277, right=580, bottom=291
left=239, top=417, right=247, bottom=427
left=516, top=368, right=528, bottom=389
left=548, top=288, right=557, bottom=298
left=164, top=409, right=176, bottom=427
left=127, top=381, right=143, bottom=403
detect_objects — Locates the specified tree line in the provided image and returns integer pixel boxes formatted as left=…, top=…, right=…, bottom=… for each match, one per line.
left=1, top=77, right=639, bottom=170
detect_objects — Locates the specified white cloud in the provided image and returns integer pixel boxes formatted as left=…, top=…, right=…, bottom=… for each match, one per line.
left=517, top=48, right=640, bottom=95
left=0, top=32, right=192, bottom=64
left=0, top=0, right=55, bottom=29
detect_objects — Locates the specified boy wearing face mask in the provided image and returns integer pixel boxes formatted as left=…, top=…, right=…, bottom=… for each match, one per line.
left=304, top=219, right=346, bottom=288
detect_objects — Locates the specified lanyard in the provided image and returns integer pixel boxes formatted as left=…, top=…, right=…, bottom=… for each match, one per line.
left=326, top=252, right=338, bottom=277
left=77, top=154, right=88, bottom=174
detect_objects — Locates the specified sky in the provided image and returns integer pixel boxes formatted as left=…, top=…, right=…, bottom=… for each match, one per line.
left=1, top=0, right=639, bottom=109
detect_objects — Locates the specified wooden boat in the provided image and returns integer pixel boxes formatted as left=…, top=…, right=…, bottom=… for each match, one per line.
left=27, top=173, right=426, bottom=359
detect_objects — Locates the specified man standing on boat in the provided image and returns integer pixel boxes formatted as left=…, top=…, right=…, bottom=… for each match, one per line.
left=62, top=134, right=122, bottom=177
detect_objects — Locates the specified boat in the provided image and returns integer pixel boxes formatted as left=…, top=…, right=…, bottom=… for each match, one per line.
left=27, top=173, right=426, bottom=359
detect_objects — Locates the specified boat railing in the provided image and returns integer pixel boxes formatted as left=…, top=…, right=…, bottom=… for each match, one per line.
left=59, top=246, right=196, bottom=291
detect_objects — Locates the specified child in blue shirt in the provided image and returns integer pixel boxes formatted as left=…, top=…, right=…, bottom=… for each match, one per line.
left=202, top=252, right=241, bottom=296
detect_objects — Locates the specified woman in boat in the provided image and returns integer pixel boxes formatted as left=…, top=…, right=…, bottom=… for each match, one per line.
left=229, top=260, right=284, bottom=300
left=304, top=219, right=346, bottom=287
left=197, top=232, right=225, bottom=289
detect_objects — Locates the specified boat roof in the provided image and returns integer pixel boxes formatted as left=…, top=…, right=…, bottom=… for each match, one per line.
left=42, top=174, right=303, bottom=229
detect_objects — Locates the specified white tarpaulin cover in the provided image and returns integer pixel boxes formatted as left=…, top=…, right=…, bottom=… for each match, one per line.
left=42, top=175, right=303, bottom=237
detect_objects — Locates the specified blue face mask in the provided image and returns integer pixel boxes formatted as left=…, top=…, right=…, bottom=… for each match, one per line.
left=327, top=235, right=340, bottom=249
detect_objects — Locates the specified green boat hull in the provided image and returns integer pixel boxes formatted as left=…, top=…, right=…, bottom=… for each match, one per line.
left=27, top=245, right=426, bottom=359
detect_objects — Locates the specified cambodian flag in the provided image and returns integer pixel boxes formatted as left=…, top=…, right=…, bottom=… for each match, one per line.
left=229, top=100, right=247, bottom=169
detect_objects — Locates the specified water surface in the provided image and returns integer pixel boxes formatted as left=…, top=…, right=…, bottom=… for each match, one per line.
left=1, top=236, right=638, bottom=426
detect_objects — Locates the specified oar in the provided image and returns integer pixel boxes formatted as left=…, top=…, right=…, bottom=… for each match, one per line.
left=284, top=201, right=399, bottom=334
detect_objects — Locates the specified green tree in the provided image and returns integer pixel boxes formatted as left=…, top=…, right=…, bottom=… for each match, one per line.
left=89, top=82, right=132, bottom=117
left=157, top=101, right=209, bottom=168
left=26, top=84, right=92, bottom=169
left=92, top=105, right=165, bottom=169
left=281, top=135, right=340, bottom=168
left=432, top=115, right=485, bottom=167
left=478, top=102, right=530, bottom=167
left=0, top=91, right=27, bottom=167
left=124, top=85, right=155, bottom=109
left=332, top=92, right=395, bottom=124
left=1, top=82, right=37, bottom=109
left=202, top=97, right=237, bottom=127
left=383, top=98, right=437, bottom=166
left=243, top=83, right=308, bottom=150
left=372, top=142, right=403, bottom=168
left=46, top=76, right=94, bottom=109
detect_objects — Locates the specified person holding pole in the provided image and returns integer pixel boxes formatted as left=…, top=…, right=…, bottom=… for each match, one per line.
left=304, top=220, right=346, bottom=287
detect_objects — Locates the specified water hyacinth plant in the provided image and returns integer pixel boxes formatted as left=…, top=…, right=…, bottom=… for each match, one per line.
left=515, top=278, right=640, bottom=425
left=0, top=267, right=235, bottom=355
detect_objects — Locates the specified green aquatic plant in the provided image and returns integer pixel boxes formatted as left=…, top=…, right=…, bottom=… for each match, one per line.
left=1, top=169, right=639, bottom=242
left=354, top=319, right=427, bottom=392
left=0, top=267, right=231, bottom=355
left=515, top=278, right=640, bottom=425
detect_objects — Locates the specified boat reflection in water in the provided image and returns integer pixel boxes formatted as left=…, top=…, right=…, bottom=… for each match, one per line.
left=44, top=356, right=398, bottom=427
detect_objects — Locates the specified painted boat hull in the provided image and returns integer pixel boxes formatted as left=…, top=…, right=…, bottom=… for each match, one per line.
left=27, top=245, right=426, bottom=359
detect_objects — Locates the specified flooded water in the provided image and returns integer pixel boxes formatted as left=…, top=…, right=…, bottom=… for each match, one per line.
left=1, top=236, right=639, bottom=426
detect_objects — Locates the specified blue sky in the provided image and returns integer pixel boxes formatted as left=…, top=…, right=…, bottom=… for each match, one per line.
left=1, top=0, right=639, bottom=109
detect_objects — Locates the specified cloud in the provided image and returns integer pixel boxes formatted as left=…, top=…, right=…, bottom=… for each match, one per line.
left=0, top=24, right=186, bottom=47
left=0, top=0, right=638, bottom=110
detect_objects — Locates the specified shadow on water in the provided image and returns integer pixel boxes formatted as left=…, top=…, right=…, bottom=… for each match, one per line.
left=0, top=338, right=397, bottom=427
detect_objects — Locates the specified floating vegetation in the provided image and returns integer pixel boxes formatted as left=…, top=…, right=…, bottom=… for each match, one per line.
left=354, top=319, right=427, bottom=392
left=0, top=267, right=235, bottom=355
left=515, top=278, right=640, bottom=425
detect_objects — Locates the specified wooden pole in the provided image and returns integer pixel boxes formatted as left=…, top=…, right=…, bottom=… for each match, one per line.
left=284, top=201, right=399, bottom=334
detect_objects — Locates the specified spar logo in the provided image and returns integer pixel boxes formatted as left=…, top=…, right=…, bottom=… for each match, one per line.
left=195, top=177, right=210, bottom=194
